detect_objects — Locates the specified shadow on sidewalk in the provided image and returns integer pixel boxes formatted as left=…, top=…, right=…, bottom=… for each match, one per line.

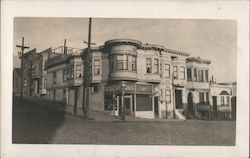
left=12, top=96, right=66, bottom=144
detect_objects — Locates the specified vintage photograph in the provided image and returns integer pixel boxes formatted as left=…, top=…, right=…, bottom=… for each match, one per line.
left=12, top=17, right=237, bottom=145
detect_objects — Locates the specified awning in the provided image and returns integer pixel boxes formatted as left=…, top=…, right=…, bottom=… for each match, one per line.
left=197, top=104, right=211, bottom=111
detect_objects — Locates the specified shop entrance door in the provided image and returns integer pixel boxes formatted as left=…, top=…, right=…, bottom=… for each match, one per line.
left=124, top=95, right=132, bottom=116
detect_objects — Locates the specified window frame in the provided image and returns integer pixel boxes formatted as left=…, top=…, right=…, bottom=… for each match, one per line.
left=164, top=64, right=170, bottom=78
left=93, top=60, right=101, bottom=75
left=180, top=66, right=185, bottom=80
left=146, top=58, right=152, bottom=73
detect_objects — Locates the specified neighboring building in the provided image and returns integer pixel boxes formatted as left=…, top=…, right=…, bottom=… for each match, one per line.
left=45, top=46, right=84, bottom=115
left=186, top=57, right=211, bottom=119
left=13, top=68, right=21, bottom=96
left=18, top=48, right=54, bottom=97
left=210, top=84, right=232, bottom=120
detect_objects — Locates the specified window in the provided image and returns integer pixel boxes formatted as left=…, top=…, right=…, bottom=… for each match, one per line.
left=131, top=55, right=136, bottom=71
left=199, top=92, right=205, bottom=104
left=194, top=68, right=197, bottom=81
left=173, top=66, right=178, bottom=79
left=164, top=64, right=170, bottom=78
left=220, top=96, right=225, bottom=106
left=205, top=70, right=208, bottom=82
left=180, top=66, right=185, bottom=80
left=205, top=92, right=209, bottom=103
left=94, top=60, right=100, bottom=75
left=225, top=96, right=229, bottom=106
left=198, top=70, right=202, bottom=82
left=160, top=63, right=162, bottom=76
left=44, top=78, right=47, bottom=89
left=76, top=64, right=82, bottom=78
left=67, top=67, right=71, bottom=79
left=70, top=65, right=74, bottom=79
left=187, top=68, right=192, bottom=81
left=93, top=84, right=99, bottom=93
left=146, top=58, right=152, bottom=73
left=166, top=90, right=171, bottom=103
left=116, top=54, right=128, bottom=70
left=53, top=72, right=57, bottom=84
left=63, top=69, right=67, bottom=81
left=153, top=59, right=159, bottom=74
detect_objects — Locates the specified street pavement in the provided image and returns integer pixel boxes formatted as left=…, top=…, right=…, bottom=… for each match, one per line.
left=12, top=97, right=236, bottom=145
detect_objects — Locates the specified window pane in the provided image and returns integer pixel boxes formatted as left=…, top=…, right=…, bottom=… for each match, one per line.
left=153, top=59, right=159, bottom=73
left=94, top=60, right=100, bottom=75
left=194, top=68, right=197, bottom=81
left=187, top=68, right=192, bottom=80
left=205, top=70, right=208, bottom=82
left=180, top=66, right=185, bottom=80
left=146, top=58, right=152, bottom=73
left=173, top=66, right=178, bottom=79
left=165, top=64, right=170, bottom=78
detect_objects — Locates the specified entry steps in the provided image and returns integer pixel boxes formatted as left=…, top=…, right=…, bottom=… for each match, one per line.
left=174, top=109, right=186, bottom=120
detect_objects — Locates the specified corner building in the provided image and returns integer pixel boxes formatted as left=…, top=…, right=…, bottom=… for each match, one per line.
left=81, top=39, right=193, bottom=119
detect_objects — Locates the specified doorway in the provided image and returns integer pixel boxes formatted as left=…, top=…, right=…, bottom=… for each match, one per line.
left=187, top=92, right=193, bottom=111
left=154, top=97, right=159, bottom=118
left=175, top=90, right=183, bottom=109
left=124, top=96, right=132, bottom=116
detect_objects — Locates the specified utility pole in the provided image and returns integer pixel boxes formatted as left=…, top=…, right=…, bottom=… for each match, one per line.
left=64, top=38, right=67, bottom=55
left=82, top=18, right=93, bottom=119
left=16, top=37, right=30, bottom=100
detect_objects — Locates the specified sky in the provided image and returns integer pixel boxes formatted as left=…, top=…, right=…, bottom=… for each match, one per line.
left=13, top=18, right=237, bottom=83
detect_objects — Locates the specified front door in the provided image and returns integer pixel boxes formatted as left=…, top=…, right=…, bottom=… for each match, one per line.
left=175, top=90, right=183, bottom=109
left=154, top=97, right=159, bottom=118
left=187, top=92, right=193, bottom=111
left=124, top=96, right=132, bottom=115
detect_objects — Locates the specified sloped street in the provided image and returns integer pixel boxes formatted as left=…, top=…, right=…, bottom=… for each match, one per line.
left=12, top=97, right=236, bottom=145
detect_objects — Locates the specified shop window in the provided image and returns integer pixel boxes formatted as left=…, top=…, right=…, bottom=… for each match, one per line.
left=136, top=94, right=152, bottom=111
left=104, top=93, right=114, bottom=111
left=94, top=60, right=100, bottom=75
left=187, top=68, right=192, bottom=81
left=173, top=66, right=178, bottom=79
left=165, top=90, right=171, bottom=103
left=76, top=64, right=82, bottom=78
left=180, top=66, right=185, bottom=80
left=164, top=64, right=170, bottom=78
left=153, top=59, right=159, bottom=74
left=146, top=58, right=152, bottom=73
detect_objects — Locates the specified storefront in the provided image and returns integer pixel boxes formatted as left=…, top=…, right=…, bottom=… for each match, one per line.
left=104, top=82, right=155, bottom=119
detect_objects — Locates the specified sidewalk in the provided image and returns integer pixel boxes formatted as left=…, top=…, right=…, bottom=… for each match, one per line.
left=20, top=96, right=185, bottom=122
